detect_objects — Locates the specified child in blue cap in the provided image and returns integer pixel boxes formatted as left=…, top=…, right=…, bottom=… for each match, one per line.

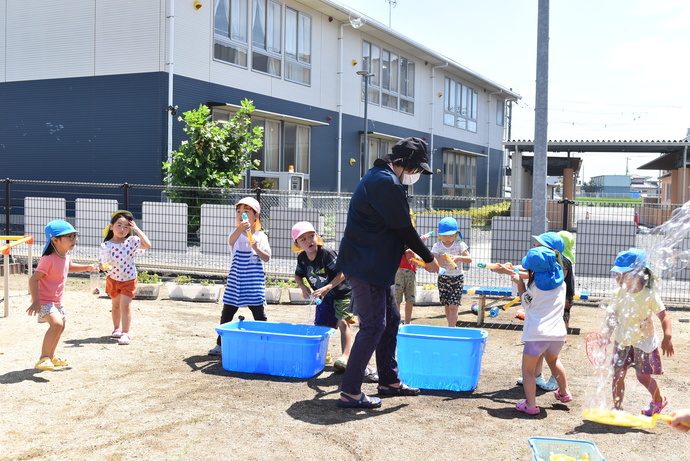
left=501, top=246, right=571, bottom=415
left=606, top=248, right=674, bottom=416
left=431, top=217, right=471, bottom=327
left=27, top=220, right=98, bottom=371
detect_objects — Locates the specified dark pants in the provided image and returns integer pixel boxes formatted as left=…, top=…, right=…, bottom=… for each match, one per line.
left=341, top=275, right=401, bottom=395
left=216, top=303, right=267, bottom=345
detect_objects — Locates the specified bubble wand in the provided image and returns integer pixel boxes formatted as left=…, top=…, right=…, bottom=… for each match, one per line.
left=241, top=212, right=255, bottom=245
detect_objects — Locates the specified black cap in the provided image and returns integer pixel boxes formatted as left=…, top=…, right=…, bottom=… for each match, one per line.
left=383, top=137, right=433, bottom=175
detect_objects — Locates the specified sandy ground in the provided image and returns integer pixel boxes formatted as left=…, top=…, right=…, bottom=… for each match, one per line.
left=2, top=273, right=690, bottom=460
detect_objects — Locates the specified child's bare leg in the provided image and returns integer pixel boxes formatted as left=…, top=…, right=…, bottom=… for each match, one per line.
left=119, top=295, right=133, bottom=334
left=522, top=353, right=539, bottom=408
left=404, top=302, right=413, bottom=324
left=338, top=319, right=352, bottom=360
left=544, top=352, right=569, bottom=395
left=637, top=372, right=663, bottom=402
left=612, top=367, right=627, bottom=409
left=445, top=304, right=458, bottom=327
left=41, top=313, right=65, bottom=359
left=111, top=294, right=122, bottom=330
left=534, top=354, right=545, bottom=377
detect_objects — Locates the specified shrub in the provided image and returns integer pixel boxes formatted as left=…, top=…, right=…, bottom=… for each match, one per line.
left=137, top=271, right=161, bottom=284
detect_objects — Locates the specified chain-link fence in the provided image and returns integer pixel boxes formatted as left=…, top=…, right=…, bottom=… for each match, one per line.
left=2, top=178, right=688, bottom=302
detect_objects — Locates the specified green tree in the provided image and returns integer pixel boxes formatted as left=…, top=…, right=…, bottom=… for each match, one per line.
left=583, top=179, right=597, bottom=193
left=163, top=100, right=263, bottom=235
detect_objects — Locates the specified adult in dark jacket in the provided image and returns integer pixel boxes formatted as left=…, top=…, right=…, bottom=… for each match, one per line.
left=336, top=137, right=441, bottom=408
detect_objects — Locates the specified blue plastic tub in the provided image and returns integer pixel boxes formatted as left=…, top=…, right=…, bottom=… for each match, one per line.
left=216, top=320, right=335, bottom=378
left=397, top=325, right=488, bottom=391
left=528, top=437, right=606, bottom=461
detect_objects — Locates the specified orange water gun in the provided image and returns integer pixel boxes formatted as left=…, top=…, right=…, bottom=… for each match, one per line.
left=444, top=253, right=458, bottom=269
left=241, top=212, right=255, bottom=245
left=409, top=257, right=447, bottom=275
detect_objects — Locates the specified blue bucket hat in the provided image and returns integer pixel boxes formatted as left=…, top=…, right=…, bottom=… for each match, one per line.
left=521, top=246, right=564, bottom=291
left=44, top=220, right=79, bottom=254
left=438, top=217, right=463, bottom=240
left=533, top=232, right=565, bottom=254
left=611, top=248, right=648, bottom=273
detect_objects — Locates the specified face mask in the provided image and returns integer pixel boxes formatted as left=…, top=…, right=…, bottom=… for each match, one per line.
left=401, top=171, right=421, bottom=185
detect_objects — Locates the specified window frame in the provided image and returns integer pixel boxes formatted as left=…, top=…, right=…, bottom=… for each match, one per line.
left=362, top=40, right=415, bottom=114
left=251, top=0, right=283, bottom=77
left=442, top=150, right=478, bottom=197
left=213, top=0, right=250, bottom=68
left=443, top=77, right=479, bottom=133
left=284, top=7, right=312, bottom=85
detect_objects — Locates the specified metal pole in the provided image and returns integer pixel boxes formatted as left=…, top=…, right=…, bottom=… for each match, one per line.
left=532, top=0, right=549, bottom=236
left=4, top=179, right=10, bottom=238
left=356, top=71, right=373, bottom=175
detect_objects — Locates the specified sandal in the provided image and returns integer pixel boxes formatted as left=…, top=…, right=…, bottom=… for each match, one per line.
left=642, top=396, right=668, bottom=416
left=516, top=400, right=541, bottom=415
left=111, top=329, right=123, bottom=338
left=377, top=383, right=421, bottom=396
left=336, top=392, right=382, bottom=409
left=118, top=333, right=131, bottom=345
left=51, top=357, right=69, bottom=367
left=554, top=388, right=573, bottom=403
left=34, top=356, right=55, bottom=371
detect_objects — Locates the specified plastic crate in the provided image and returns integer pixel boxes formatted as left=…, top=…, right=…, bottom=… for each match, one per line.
left=216, top=320, right=335, bottom=378
left=397, top=325, right=488, bottom=391
left=528, top=437, right=606, bottom=461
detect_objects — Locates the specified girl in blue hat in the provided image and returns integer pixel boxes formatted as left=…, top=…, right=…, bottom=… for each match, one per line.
left=497, top=246, right=571, bottom=415
left=606, top=248, right=674, bottom=416
left=27, top=220, right=98, bottom=371
left=431, top=217, right=471, bottom=327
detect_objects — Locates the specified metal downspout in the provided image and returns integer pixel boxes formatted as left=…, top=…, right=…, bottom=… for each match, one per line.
left=429, top=62, right=448, bottom=198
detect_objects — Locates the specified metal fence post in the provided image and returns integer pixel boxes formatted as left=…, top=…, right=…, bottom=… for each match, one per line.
left=3, top=178, right=11, bottom=237
left=121, top=182, right=130, bottom=210
left=559, top=198, right=574, bottom=231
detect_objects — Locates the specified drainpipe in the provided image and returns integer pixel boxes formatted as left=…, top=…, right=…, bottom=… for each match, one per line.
left=486, top=90, right=503, bottom=197
left=429, top=62, right=448, bottom=198
left=683, top=145, right=688, bottom=204
left=166, top=0, right=175, bottom=181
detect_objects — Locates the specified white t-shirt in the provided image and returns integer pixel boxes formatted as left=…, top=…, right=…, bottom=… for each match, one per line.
left=521, top=282, right=567, bottom=342
left=431, top=240, right=468, bottom=276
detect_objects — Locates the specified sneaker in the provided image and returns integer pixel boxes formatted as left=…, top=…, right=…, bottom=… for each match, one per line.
left=364, top=365, right=379, bottom=383
left=111, top=329, right=123, bottom=338
left=118, top=333, right=131, bottom=345
left=325, top=350, right=333, bottom=366
left=34, top=356, right=55, bottom=371
left=334, top=357, right=347, bottom=371
left=642, top=396, right=668, bottom=416
left=208, top=345, right=222, bottom=356
left=51, top=357, right=69, bottom=367
left=537, top=375, right=559, bottom=391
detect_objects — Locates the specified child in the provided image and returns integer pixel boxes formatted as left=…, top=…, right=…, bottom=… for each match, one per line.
left=209, top=197, right=271, bottom=356
left=558, top=230, right=576, bottom=329
left=27, top=220, right=97, bottom=370
left=395, top=231, right=431, bottom=325
left=498, top=246, right=571, bottom=415
left=431, top=217, right=471, bottom=327
left=292, top=221, right=355, bottom=371
left=605, top=248, right=674, bottom=416
left=101, top=210, right=152, bottom=345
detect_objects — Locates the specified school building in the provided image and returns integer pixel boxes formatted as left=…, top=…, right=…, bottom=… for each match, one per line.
left=0, top=0, right=519, bottom=197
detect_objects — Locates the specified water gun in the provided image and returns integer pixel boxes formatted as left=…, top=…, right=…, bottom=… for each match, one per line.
left=101, top=262, right=112, bottom=271
left=477, top=262, right=500, bottom=269
left=241, top=212, right=255, bottom=245
left=422, top=231, right=435, bottom=239
left=489, top=296, right=521, bottom=317
left=444, top=253, right=458, bottom=269
left=409, top=257, right=447, bottom=275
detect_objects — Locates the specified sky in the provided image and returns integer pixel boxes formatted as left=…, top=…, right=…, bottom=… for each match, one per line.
left=336, top=0, right=690, bottom=182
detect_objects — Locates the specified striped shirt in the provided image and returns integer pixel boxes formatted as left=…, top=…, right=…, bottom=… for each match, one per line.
left=222, top=230, right=271, bottom=307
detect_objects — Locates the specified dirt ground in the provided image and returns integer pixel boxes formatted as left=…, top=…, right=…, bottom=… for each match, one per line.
left=2, top=273, right=690, bottom=461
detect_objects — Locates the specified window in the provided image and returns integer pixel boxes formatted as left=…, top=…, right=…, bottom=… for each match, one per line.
left=442, top=150, right=477, bottom=196
left=381, top=50, right=398, bottom=109
left=496, top=99, right=505, bottom=126
left=284, top=124, right=310, bottom=174
left=252, top=0, right=282, bottom=76
left=251, top=118, right=281, bottom=172
left=359, top=136, right=395, bottom=177
left=444, top=77, right=478, bottom=132
left=399, top=58, right=415, bottom=114
left=214, top=0, right=249, bottom=67
left=361, top=42, right=380, bottom=105
left=285, top=8, right=311, bottom=85
left=362, top=41, right=415, bottom=113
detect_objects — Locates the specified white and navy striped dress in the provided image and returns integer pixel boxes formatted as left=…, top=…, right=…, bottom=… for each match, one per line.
left=222, top=230, right=270, bottom=307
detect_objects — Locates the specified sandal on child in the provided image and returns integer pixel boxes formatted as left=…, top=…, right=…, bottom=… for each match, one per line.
left=377, top=383, right=421, bottom=396
left=537, top=375, right=559, bottom=391
left=336, top=392, right=382, bottom=409
left=118, top=333, right=131, bottom=345
left=642, top=396, right=668, bottom=416
left=515, top=400, right=540, bottom=415
left=51, top=357, right=69, bottom=367
left=34, top=356, right=55, bottom=371
left=111, top=329, right=123, bottom=338
left=554, top=388, right=573, bottom=403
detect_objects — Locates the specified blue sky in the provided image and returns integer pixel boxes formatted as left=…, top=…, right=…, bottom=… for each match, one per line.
left=337, top=0, right=690, bottom=181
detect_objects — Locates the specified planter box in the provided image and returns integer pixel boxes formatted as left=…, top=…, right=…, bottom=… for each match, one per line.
left=265, top=287, right=284, bottom=304
left=288, top=288, right=310, bottom=304
left=167, top=283, right=223, bottom=302
left=415, top=290, right=440, bottom=305
left=135, top=282, right=163, bottom=300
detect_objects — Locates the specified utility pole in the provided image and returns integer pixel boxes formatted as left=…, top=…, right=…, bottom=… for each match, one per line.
left=384, top=0, right=397, bottom=28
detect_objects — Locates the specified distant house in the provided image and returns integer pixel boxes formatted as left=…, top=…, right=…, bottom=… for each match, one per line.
left=629, top=174, right=659, bottom=198
left=591, top=175, right=631, bottom=198
left=0, top=0, right=519, bottom=196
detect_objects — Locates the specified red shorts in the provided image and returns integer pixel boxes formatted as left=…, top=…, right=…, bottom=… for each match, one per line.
left=106, top=277, right=138, bottom=299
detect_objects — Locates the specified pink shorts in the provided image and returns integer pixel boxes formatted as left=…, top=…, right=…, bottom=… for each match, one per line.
left=106, top=277, right=138, bottom=299
left=613, top=344, right=664, bottom=375
left=524, top=340, right=565, bottom=357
